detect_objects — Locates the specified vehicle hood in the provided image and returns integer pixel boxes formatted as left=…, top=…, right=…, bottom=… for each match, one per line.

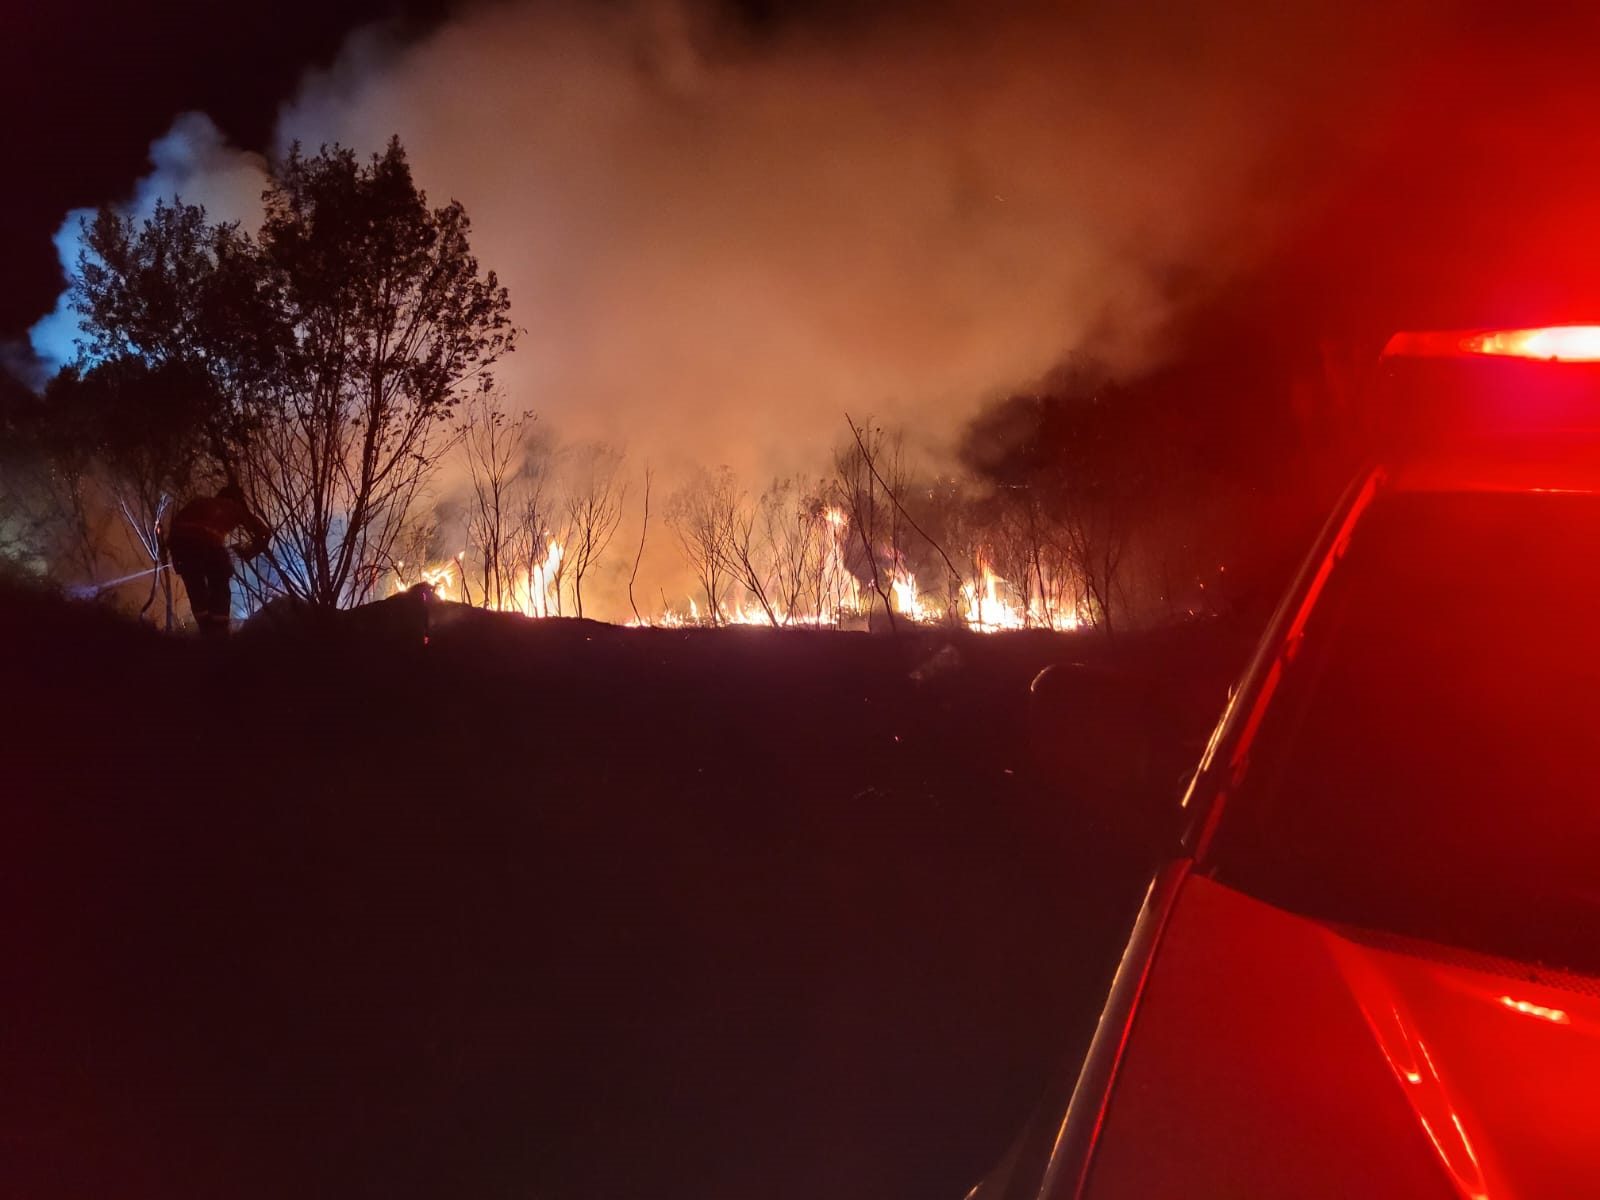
left=1084, top=873, right=1600, bottom=1199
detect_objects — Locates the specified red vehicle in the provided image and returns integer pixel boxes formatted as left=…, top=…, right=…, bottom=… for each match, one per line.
left=979, top=326, right=1600, bottom=1199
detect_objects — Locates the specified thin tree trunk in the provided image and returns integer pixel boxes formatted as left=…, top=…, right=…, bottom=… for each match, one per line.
left=629, top=466, right=653, bottom=625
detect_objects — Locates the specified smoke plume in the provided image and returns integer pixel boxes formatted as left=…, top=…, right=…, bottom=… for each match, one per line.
left=30, top=1, right=1437, bottom=462
left=28, top=113, right=268, bottom=375
left=29, top=0, right=1492, bottom=614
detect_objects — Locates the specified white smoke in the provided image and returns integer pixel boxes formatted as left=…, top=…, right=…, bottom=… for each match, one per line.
left=33, top=1, right=1431, bottom=462
left=29, top=112, right=268, bottom=371
left=269, top=0, right=1296, bottom=477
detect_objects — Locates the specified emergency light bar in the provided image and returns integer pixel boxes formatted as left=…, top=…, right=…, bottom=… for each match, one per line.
left=1376, top=323, right=1600, bottom=446
left=1385, top=325, right=1600, bottom=363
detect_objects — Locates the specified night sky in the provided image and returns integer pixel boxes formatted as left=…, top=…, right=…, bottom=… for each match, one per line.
left=0, top=0, right=451, bottom=346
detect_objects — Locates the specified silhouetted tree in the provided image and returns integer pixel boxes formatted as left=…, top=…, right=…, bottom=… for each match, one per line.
left=72, top=200, right=276, bottom=466
left=66, top=140, right=515, bottom=610
left=667, top=466, right=739, bottom=623
left=461, top=393, right=538, bottom=610
left=59, top=359, right=215, bottom=625
left=509, top=438, right=562, bottom=616
left=758, top=477, right=828, bottom=625
left=628, top=465, right=654, bottom=624
left=0, top=373, right=68, bottom=577
left=0, top=358, right=215, bottom=624
left=562, top=442, right=627, bottom=619
left=238, top=139, right=514, bottom=607
left=15, top=372, right=106, bottom=583
left=962, top=366, right=1146, bottom=637
left=834, top=419, right=900, bottom=632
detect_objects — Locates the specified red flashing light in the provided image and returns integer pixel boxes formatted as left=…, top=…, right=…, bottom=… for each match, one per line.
left=1385, top=325, right=1600, bottom=362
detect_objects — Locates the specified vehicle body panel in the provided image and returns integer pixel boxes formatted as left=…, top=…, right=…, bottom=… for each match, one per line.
left=1005, top=340, right=1600, bottom=1198
left=1085, top=875, right=1600, bottom=1198
left=1011, top=470, right=1390, bottom=1199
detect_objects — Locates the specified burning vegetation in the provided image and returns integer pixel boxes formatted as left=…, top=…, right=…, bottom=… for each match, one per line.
left=0, top=135, right=1275, bottom=637
left=402, top=408, right=1146, bottom=635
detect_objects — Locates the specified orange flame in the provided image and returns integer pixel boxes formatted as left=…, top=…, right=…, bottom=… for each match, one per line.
left=401, top=530, right=1087, bottom=633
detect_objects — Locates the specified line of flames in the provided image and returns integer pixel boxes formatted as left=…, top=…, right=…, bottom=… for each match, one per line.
left=392, top=509, right=1083, bottom=632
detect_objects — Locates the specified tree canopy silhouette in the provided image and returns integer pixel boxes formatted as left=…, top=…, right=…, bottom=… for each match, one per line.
left=64, top=137, right=515, bottom=608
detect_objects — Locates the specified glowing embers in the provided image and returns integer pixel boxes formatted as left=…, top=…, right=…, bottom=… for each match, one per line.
left=1498, top=995, right=1571, bottom=1025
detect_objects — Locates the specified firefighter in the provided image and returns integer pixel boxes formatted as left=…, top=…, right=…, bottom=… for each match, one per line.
left=165, top=484, right=271, bottom=637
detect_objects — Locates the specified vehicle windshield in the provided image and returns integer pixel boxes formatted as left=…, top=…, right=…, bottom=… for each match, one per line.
left=1213, top=488, right=1600, bottom=977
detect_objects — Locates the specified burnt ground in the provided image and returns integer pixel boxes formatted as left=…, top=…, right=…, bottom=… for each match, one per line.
left=1, top=585, right=1253, bottom=1200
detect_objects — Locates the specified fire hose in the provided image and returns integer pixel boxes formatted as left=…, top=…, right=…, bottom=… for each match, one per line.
left=66, top=563, right=171, bottom=600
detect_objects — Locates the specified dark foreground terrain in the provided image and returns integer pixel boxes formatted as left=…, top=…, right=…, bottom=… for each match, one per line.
left=2, top=585, right=1250, bottom=1200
